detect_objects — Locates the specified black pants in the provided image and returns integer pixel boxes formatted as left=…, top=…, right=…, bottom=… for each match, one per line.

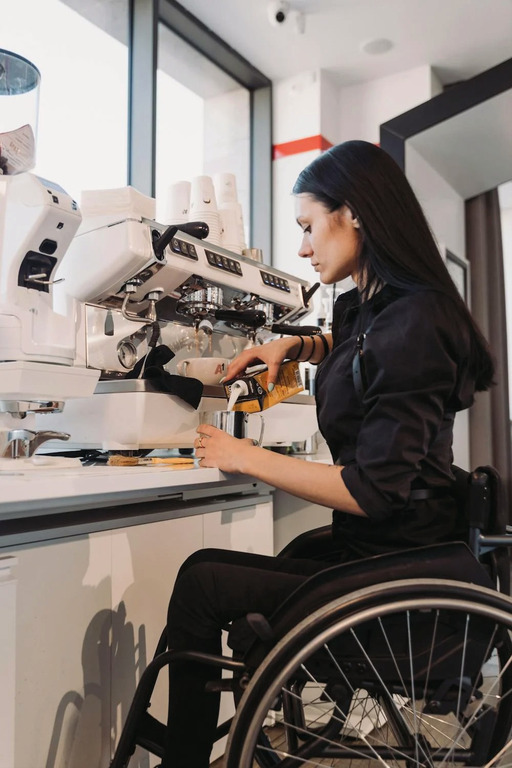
left=162, top=547, right=338, bottom=768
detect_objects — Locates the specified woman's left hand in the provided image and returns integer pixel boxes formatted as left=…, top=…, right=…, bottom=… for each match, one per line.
left=194, top=424, right=256, bottom=473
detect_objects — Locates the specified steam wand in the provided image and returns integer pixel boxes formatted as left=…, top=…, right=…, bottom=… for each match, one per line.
left=152, top=221, right=210, bottom=261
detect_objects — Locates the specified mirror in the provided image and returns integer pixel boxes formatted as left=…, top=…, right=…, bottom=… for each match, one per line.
left=380, top=58, right=512, bottom=500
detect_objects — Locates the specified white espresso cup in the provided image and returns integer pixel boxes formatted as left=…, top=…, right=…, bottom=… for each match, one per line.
left=199, top=410, right=265, bottom=445
left=177, top=357, right=229, bottom=386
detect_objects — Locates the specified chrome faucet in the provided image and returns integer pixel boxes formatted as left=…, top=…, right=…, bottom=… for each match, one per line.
left=0, top=429, right=70, bottom=459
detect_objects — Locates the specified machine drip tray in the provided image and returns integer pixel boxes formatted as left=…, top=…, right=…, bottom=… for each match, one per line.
left=94, top=380, right=314, bottom=403
left=94, top=380, right=315, bottom=405
left=95, top=380, right=158, bottom=394
left=95, top=379, right=225, bottom=396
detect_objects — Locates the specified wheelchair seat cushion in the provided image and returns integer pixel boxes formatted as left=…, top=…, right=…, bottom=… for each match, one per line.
left=228, top=541, right=495, bottom=661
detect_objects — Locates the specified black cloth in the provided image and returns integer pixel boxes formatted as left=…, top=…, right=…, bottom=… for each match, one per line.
left=125, top=344, right=203, bottom=409
left=315, top=285, right=473, bottom=557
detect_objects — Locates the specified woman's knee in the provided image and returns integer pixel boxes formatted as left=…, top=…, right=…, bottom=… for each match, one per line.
left=176, top=548, right=234, bottom=580
left=167, top=560, right=222, bottom=638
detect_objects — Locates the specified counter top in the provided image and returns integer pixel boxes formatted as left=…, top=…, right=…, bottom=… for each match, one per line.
left=0, top=450, right=333, bottom=552
left=0, top=462, right=266, bottom=519
left=0, top=449, right=333, bottom=519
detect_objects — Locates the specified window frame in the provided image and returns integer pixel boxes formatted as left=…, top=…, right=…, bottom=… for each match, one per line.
left=128, top=0, right=272, bottom=255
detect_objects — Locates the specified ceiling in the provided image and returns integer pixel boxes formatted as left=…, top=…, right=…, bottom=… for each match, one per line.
left=176, top=0, right=512, bottom=87
left=406, top=88, right=512, bottom=200
left=175, top=0, right=512, bottom=206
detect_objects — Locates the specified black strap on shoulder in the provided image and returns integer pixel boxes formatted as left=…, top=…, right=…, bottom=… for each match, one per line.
left=352, top=319, right=375, bottom=404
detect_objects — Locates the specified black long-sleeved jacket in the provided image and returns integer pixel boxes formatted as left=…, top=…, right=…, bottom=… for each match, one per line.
left=315, top=285, right=474, bottom=558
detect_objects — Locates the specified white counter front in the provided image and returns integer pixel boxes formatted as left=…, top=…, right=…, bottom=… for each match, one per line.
left=0, top=462, right=274, bottom=768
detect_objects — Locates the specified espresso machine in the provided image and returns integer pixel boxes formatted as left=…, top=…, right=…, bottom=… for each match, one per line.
left=0, top=49, right=99, bottom=467
left=39, top=187, right=320, bottom=452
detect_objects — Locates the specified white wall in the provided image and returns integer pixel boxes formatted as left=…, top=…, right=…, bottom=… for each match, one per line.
left=273, top=70, right=323, bottom=145
left=406, top=144, right=466, bottom=261
left=404, top=144, right=469, bottom=468
left=272, top=65, right=442, bottom=278
left=320, top=71, right=341, bottom=146
left=338, top=65, right=443, bottom=144
left=272, top=149, right=319, bottom=279
left=272, top=70, right=326, bottom=317
left=271, top=64, right=444, bottom=324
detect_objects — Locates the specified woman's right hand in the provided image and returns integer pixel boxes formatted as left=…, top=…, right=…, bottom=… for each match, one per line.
left=224, top=336, right=301, bottom=388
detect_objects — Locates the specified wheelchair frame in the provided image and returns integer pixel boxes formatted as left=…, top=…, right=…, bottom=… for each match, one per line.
left=109, top=466, right=512, bottom=768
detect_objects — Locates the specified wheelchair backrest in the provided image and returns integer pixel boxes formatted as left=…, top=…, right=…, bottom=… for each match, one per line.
left=463, top=465, right=510, bottom=594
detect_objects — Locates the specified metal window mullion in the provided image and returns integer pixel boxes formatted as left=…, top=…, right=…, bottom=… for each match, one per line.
left=128, top=0, right=158, bottom=196
left=158, top=0, right=270, bottom=90
left=250, top=86, right=272, bottom=261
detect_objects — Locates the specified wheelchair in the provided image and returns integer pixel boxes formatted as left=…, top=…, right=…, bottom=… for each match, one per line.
left=110, top=466, right=512, bottom=768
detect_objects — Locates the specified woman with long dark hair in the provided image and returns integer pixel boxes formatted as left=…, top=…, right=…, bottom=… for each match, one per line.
left=161, top=140, right=494, bottom=767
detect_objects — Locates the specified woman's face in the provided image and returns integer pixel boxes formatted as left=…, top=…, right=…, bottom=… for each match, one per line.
left=295, top=194, right=361, bottom=285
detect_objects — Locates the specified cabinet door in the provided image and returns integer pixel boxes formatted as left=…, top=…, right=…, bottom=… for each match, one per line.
left=273, top=489, right=332, bottom=554
left=203, top=500, right=273, bottom=555
left=0, top=556, right=17, bottom=768
left=5, top=532, right=112, bottom=768
left=110, top=514, right=204, bottom=767
left=3, top=513, right=204, bottom=768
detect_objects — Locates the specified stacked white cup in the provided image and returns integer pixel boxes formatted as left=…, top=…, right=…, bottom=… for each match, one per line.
left=214, top=172, right=238, bottom=205
left=218, top=204, right=242, bottom=253
left=165, top=180, right=191, bottom=225
left=215, top=172, right=247, bottom=254
left=189, top=175, right=221, bottom=245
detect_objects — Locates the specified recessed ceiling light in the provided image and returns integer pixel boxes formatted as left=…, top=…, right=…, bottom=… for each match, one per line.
left=361, top=38, right=394, bottom=55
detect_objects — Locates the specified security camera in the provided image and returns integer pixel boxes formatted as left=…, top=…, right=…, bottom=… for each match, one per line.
left=267, top=0, right=290, bottom=26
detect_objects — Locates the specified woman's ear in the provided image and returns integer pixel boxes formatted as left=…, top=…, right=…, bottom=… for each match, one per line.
left=344, top=205, right=360, bottom=229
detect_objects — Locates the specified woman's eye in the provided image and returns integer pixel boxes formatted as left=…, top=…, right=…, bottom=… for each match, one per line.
left=302, top=225, right=311, bottom=234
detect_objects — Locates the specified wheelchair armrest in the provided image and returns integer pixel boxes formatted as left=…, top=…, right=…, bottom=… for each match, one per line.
left=470, top=465, right=507, bottom=535
left=468, top=470, right=492, bottom=530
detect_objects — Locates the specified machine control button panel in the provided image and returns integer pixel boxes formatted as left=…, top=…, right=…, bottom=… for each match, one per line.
left=205, top=250, right=243, bottom=275
left=260, top=270, right=291, bottom=292
left=39, top=238, right=58, bottom=255
left=170, top=237, right=199, bottom=260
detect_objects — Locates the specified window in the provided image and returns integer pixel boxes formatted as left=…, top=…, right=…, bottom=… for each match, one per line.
left=1, top=0, right=129, bottom=200
left=156, top=23, right=250, bottom=239
left=1, top=0, right=271, bottom=249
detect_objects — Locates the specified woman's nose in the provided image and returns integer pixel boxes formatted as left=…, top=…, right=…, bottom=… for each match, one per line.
left=298, top=234, right=312, bottom=259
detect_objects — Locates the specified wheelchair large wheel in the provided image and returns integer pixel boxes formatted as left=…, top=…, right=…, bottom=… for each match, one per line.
left=226, top=579, right=512, bottom=768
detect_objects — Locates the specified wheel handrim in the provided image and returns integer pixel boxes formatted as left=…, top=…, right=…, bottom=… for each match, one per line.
left=226, top=580, right=512, bottom=768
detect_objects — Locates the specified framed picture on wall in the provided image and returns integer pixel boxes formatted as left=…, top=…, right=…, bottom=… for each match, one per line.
left=445, top=249, right=469, bottom=304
